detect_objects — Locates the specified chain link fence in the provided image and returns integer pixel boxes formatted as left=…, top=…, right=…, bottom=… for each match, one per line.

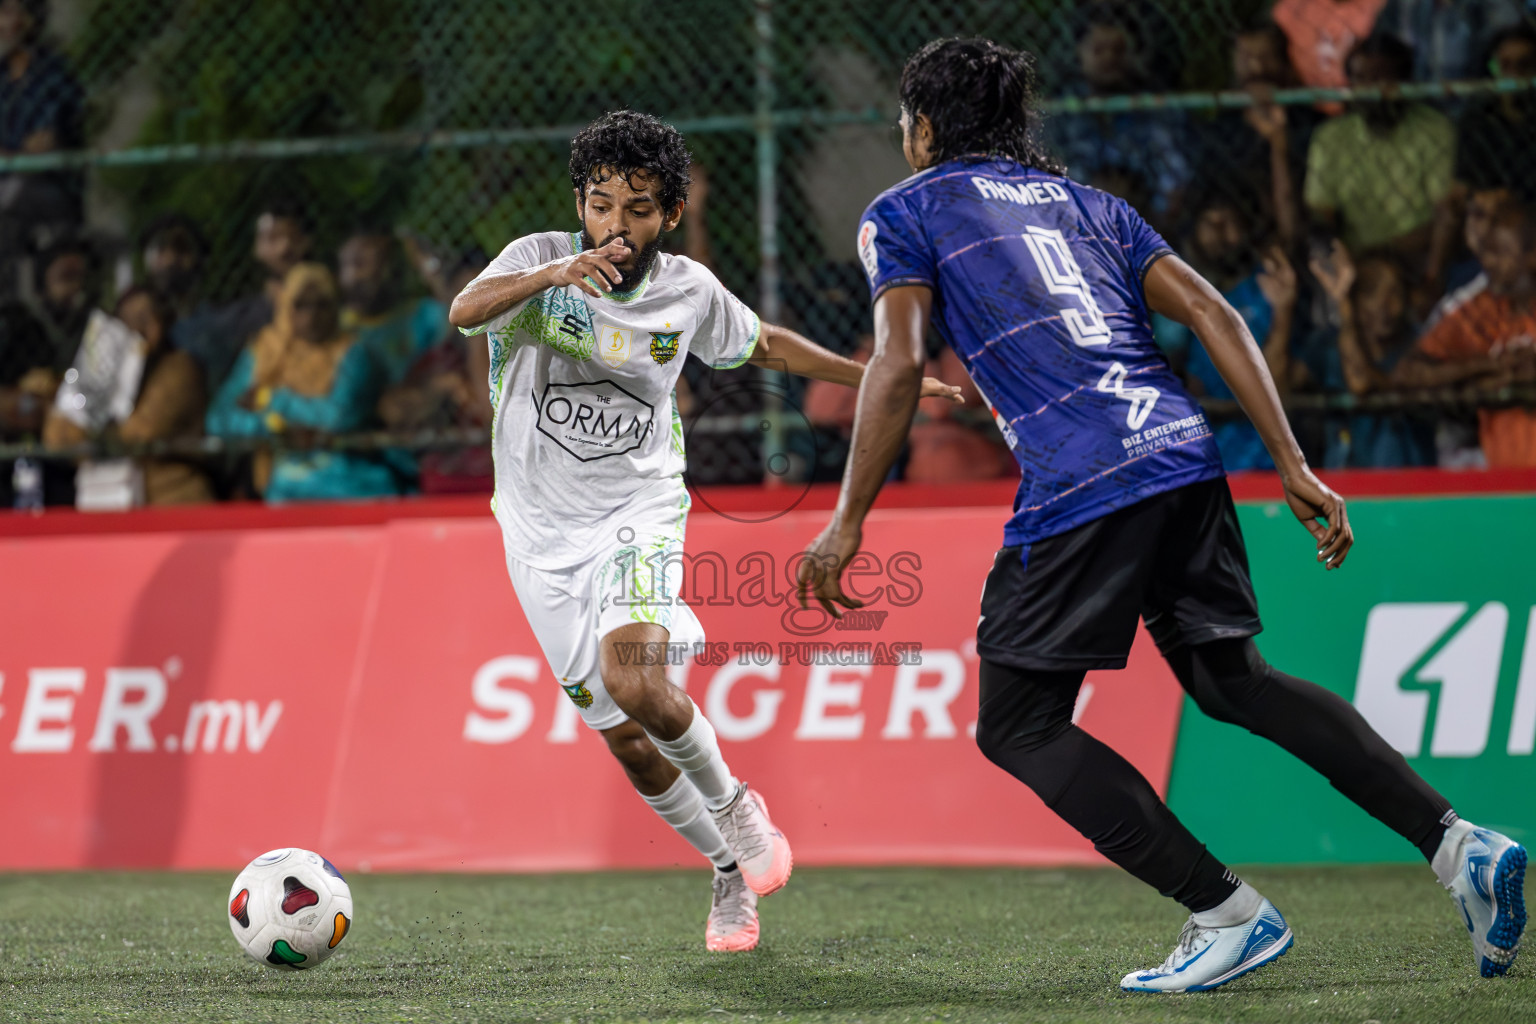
left=0, top=0, right=1533, bottom=506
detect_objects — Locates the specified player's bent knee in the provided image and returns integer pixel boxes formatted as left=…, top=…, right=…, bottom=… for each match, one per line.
left=598, top=666, right=642, bottom=712
left=974, top=710, right=1073, bottom=776
left=594, top=653, right=648, bottom=711
left=610, top=735, right=663, bottom=775
left=598, top=624, right=674, bottom=715
left=974, top=722, right=1005, bottom=767
left=602, top=722, right=663, bottom=774
left=974, top=732, right=1072, bottom=806
left=1186, top=638, right=1272, bottom=723
left=599, top=665, right=676, bottom=722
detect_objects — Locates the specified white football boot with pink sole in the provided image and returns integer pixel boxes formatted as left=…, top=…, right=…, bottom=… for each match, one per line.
left=705, top=867, right=760, bottom=952
left=711, top=784, right=793, bottom=897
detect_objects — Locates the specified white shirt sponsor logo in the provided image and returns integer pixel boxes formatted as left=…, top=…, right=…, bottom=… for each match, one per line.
left=533, top=379, right=655, bottom=461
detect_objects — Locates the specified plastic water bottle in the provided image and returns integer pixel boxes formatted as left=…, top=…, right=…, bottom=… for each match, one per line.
left=12, top=457, right=43, bottom=510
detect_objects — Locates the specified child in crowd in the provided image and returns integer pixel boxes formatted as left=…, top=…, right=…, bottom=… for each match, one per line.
left=1303, top=243, right=1436, bottom=467
left=1397, top=200, right=1536, bottom=467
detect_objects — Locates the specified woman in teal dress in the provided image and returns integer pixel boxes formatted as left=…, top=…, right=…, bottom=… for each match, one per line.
left=207, top=262, right=402, bottom=502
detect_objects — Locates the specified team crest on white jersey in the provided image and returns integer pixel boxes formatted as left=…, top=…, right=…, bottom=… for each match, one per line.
left=858, top=219, right=879, bottom=281
left=649, top=330, right=681, bottom=365
left=597, top=324, right=632, bottom=367
left=561, top=680, right=595, bottom=708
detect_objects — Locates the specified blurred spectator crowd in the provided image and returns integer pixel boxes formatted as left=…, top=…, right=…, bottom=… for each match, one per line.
left=807, top=3, right=1536, bottom=484
left=0, top=190, right=496, bottom=507
left=0, top=0, right=1534, bottom=509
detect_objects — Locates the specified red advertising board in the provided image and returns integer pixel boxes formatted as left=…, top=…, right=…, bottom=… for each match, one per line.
left=0, top=528, right=381, bottom=868
left=0, top=499, right=1185, bottom=871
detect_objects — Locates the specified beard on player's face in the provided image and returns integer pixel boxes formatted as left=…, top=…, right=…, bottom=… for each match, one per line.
left=580, top=221, right=664, bottom=291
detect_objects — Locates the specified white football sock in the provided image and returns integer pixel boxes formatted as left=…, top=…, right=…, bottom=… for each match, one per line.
left=639, top=774, right=734, bottom=869
left=1432, top=818, right=1477, bottom=888
left=646, top=701, right=740, bottom=811
left=1192, top=880, right=1264, bottom=928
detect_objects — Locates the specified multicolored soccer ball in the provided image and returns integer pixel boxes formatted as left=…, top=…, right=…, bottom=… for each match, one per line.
left=227, top=848, right=353, bottom=970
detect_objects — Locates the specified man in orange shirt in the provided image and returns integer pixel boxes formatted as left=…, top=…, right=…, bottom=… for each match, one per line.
left=1272, top=0, right=1389, bottom=95
left=1397, top=200, right=1536, bottom=466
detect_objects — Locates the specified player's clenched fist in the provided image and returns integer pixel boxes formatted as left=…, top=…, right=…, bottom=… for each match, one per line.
left=546, top=237, right=632, bottom=297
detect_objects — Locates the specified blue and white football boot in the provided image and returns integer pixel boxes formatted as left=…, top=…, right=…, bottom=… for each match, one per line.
left=1433, top=820, right=1527, bottom=978
left=1121, top=894, right=1293, bottom=993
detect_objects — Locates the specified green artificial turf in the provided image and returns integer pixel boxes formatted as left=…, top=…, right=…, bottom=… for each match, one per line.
left=1, top=865, right=1530, bottom=1023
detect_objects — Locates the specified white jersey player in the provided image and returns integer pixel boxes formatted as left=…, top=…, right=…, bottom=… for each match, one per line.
left=449, top=111, right=961, bottom=952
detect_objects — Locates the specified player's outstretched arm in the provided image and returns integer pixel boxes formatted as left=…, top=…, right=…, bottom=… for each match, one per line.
left=1145, top=255, right=1353, bottom=569
left=796, top=285, right=932, bottom=616
left=747, top=321, right=963, bottom=402
left=447, top=237, right=631, bottom=330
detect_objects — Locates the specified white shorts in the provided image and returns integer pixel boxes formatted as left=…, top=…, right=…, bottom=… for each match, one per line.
left=502, top=505, right=705, bottom=732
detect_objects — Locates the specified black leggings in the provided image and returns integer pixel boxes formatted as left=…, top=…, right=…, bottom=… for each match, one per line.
left=975, top=638, right=1454, bottom=913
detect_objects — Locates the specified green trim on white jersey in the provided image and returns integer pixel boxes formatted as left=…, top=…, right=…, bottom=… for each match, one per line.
left=710, top=313, right=761, bottom=370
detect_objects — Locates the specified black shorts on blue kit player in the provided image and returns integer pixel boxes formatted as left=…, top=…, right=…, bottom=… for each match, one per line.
left=857, top=157, right=1456, bottom=916
left=977, top=476, right=1261, bottom=670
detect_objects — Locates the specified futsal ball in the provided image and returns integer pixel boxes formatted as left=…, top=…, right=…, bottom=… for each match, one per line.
left=227, top=848, right=353, bottom=970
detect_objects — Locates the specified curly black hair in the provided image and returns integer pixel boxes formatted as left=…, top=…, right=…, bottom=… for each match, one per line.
left=568, top=110, right=692, bottom=213
left=899, top=37, right=1064, bottom=174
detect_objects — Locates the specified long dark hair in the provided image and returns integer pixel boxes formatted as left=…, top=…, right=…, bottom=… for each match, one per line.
left=899, top=37, right=1064, bottom=174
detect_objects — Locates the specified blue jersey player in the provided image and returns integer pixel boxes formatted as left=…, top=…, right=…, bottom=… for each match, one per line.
left=800, top=38, right=1526, bottom=993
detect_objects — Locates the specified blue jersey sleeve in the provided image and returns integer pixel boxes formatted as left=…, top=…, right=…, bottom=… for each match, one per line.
left=1115, top=197, right=1175, bottom=281
left=857, top=190, right=936, bottom=300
